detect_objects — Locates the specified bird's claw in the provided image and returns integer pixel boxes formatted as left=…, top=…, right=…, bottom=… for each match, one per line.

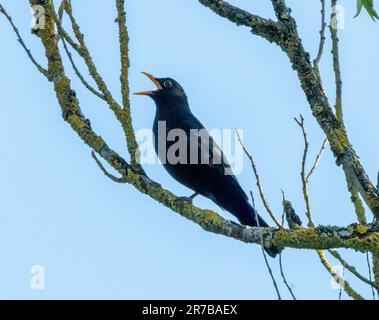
left=175, top=196, right=194, bottom=204
left=175, top=192, right=199, bottom=204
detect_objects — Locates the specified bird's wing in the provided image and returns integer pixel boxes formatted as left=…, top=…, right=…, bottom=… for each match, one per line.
left=188, top=125, right=248, bottom=201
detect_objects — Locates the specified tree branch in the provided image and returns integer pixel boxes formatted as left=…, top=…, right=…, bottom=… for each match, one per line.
left=198, top=0, right=286, bottom=45
left=53, top=0, right=141, bottom=169
left=250, top=192, right=282, bottom=299
left=115, top=0, right=141, bottom=168
left=91, top=151, right=128, bottom=183
left=313, top=0, right=326, bottom=69
left=295, top=115, right=315, bottom=227
left=56, top=2, right=105, bottom=100
left=330, top=0, right=343, bottom=125
left=373, top=253, right=379, bottom=297
left=236, top=130, right=282, bottom=228
left=306, top=138, right=327, bottom=182
left=7, top=0, right=375, bottom=257
left=18, top=0, right=378, bottom=260
left=60, top=34, right=106, bottom=99
left=198, top=0, right=379, bottom=219
left=278, top=252, right=296, bottom=299
left=0, top=4, right=49, bottom=79
left=317, top=250, right=364, bottom=300
left=328, top=249, right=378, bottom=289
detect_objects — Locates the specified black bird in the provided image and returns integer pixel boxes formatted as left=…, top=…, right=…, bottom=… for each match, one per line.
left=135, top=73, right=278, bottom=257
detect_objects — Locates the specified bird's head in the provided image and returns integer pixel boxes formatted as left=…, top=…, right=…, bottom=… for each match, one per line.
left=134, top=72, right=187, bottom=107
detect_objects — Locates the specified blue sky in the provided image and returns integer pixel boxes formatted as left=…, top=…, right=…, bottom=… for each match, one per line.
left=0, top=0, right=378, bottom=299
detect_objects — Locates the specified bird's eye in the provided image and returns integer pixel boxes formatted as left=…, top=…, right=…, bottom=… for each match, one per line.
left=163, top=80, right=173, bottom=88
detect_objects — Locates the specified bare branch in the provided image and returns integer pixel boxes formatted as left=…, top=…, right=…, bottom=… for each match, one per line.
left=23, top=1, right=379, bottom=259
left=270, top=0, right=292, bottom=21
left=236, top=130, right=282, bottom=228
left=250, top=192, right=281, bottom=300
left=61, top=38, right=106, bottom=100
left=56, top=2, right=105, bottom=100
left=55, top=1, right=120, bottom=109
left=279, top=253, right=296, bottom=300
left=313, top=0, right=326, bottom=68
left=306, top=138, right=327, bottom=182
left=293, top=115, right=368, bottom=298
left=330, top=0, right=343, bottom=125
left=350, top=188, right=367, bottom=224
left=317, top=250, right=364, bottom=300
left=198, top=0, right=286, bottom=45
left=373, top=253, right=379, bottom=297
left=91, top=151, right=128, bottom=183
left=200, top=0, right=379, bottom=218
left=54, top=0, right=141, bottom=169
left=366, top=252, right=376, bottom=299
left=0, top=4, right=49, bottom=79
left=295, top=115, right=315, bottom=227
left=279, top=194, right=297, bottom=300
left=15, top=1, right=378, bottom=284
left=328, top=249, right=378, bottom=290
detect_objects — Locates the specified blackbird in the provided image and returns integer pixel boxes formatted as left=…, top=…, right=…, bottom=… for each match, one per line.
left=135, top=72, right=278, bottom=257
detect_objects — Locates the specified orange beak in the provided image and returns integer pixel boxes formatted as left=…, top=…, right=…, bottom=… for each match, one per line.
left=134, top=72, right=162, bottom=95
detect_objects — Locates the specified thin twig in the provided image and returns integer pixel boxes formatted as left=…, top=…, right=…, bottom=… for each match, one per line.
left=116, top=0, right=131, bottom=110
left=0, top=4, right=49, bottom=79
left=372, top=253, right=379, bottom=297
left=294, top=115, right=315, bottom=227
left=62, top=39, right=106, bottom=100
left=57, top=2, right=105, bottom=99
left=317, top=250, right=364, bottom=300
left=278, top=195, right=296, bottom=300
left=306, top=138, right=327, bottom=182
left=328, top=249, right=378, bottom=289
left=278, top=253, right=296, bottom=300
left=53, top=3, right=82, bottom=53
left=330, top=0, right=344, bottom=126
left=53, top=1, right=142, bottom=169
left=236, top=130, right=282, bottom=228
left=338, top=267, right=344, bottom=300
left=294, top=115, right=363, bottom=299
left=55, top=1, right=117, bottom=104
left=91, top=151, right=128, bottom=183
left=250, top=192, right=281, bottom=300
left=366, top=252, right=376, bottom=300
left=313, top=0, right=326, bottom=68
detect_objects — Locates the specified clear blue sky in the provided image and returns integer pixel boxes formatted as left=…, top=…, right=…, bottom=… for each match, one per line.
left=0, top=0, right=378, bottom=299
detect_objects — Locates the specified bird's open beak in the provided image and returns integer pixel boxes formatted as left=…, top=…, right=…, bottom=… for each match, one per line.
left=134, top=72, right=162, bottom=95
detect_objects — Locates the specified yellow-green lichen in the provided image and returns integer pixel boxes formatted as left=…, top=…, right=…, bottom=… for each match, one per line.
left=334, top=127, right=350, bottom=150
left=365, top=185, right=379, bottom=216
left=313, top=105, right=324, bottom=116
left=356, top=225, right=369, bottom=235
